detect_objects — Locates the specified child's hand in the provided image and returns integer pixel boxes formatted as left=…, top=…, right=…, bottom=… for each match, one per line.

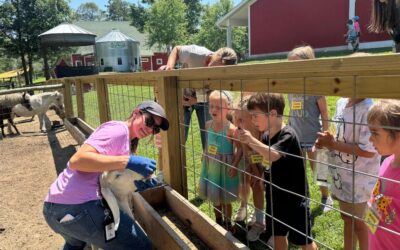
left=228, top=166, right=237, bottom=178
left=238, top=128, right=253, bottom=145
left=315, top=131, right=335, bottom=149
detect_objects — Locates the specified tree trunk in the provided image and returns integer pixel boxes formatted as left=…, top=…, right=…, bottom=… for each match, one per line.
left=28, top=53, right=34, bottom=85
left=20, top=52, right=30, bottom=86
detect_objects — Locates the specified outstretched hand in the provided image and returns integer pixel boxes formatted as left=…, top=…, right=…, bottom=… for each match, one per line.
left=126, top=155, right=156, bottom=177
left=315, top=131, right=335, bottom=150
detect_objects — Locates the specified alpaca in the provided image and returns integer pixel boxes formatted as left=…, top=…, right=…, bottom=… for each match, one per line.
left=0, top=92, right=31, bottom=138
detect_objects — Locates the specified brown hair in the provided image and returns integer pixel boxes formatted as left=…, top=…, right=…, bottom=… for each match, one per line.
left=368, top=99, right=400, bottom=140
left=214, top=47, right=238, bottom=65
left=288, top=45, right=315, bottom=60
left=247, top=93, right=285, bottom=115
left=369, top=0, right=397, bottom=33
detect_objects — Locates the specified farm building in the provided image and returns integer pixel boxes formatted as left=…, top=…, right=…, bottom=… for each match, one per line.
left=74, top=21, right=168, bottom=71
left=218, top=0, right=391, bottom=58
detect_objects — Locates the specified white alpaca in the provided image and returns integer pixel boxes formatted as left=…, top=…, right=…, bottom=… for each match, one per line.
left=11, top=91, right=65, bottom=132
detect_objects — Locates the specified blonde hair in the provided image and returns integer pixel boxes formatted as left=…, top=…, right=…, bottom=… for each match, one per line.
left=288, top=45, right=315, bottom=60
left=214, top=47, right=238, bottom=65
left=209, top=90, right=233, bottom=107
left=368, top=99, right=400, bottom=140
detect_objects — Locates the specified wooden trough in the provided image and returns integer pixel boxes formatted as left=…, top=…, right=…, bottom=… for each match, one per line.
left=64, top=117, right=249, bottom=250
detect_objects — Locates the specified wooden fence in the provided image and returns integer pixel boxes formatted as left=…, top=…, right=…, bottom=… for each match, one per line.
left=54, top=53, right=400, bottom=197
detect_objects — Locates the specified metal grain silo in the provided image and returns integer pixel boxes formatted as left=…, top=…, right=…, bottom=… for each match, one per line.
left=95, top=29, right=140, bottom=72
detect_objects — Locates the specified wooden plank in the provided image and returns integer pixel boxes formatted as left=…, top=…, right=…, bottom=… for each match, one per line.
left=76, top=118, right=94, bottom=135
left=75, top=79, right=85, bottom=120
left=62, top=80, right=73, bottom=118
left=164, top=186, right=249, bottom=250
left=64, top=118, right=87, bottom=145
left=132, top=192, right=193, bottom=250
left=96, top=78, right=111, bottom=123
left=155, top=77, right=184, bottom=194
left=161, top=216, right=198, bottom=250
left=305, top=76, right=354, bottom=97
left=356, top=75, right=400, bottom=99
left=139, top=186, right=166, bottom=206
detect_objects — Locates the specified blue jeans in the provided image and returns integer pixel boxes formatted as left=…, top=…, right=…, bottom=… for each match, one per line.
left=183, top=102, right=211, bottom=150
left=43, top=201, right=151, bottom=250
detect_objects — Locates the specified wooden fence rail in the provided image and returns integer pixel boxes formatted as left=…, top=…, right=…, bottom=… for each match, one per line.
left=53, top=53, right=400, bottom=197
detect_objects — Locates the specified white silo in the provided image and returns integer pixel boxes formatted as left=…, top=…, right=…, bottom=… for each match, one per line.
left=96, top=29, right=140, bottom=72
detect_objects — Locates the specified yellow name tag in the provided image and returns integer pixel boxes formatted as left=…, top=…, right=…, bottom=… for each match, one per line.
left=262, top=159, right=270, bottom=170
left=365, top=207, right=379, bottom=234
left=208, top=145, right=218, bottom=155
left=291, top=101, right=303, bottom=110
left=250, top=154, right=263, bottom=164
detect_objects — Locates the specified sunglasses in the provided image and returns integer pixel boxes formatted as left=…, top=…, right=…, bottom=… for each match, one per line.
left=144, top=114, right=161, bottom=134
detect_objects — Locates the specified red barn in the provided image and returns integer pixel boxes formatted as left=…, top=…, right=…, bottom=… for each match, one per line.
left=218, top=0, right=391, bottom=58
left=141, top=52, right=168, bottom=71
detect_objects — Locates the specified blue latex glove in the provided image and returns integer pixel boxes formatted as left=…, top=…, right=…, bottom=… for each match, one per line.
left=134, top=178, right=159, bottom=192
left=126, top=155, right=156, bottom=177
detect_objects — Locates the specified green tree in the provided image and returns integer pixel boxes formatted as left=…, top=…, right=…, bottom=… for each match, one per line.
left=106, top=0, right=130, bottom=21
left=194, top=0, right=232, bottom=51
left=130, top=3, right=148, bottom=33
left=144, top=0, right=188, bottom=52
left=184, top=0, right=202, bottom=35
left=0, top=0, right=71, bottom=84
left=76, top=2, right=100, bottom=21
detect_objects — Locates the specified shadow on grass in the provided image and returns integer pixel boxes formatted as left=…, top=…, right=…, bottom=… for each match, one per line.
left=189, top=196, right=205, bottom=207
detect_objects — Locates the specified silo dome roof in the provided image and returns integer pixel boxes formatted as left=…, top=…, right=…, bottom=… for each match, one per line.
left=96, top=28, right=138, bottom=43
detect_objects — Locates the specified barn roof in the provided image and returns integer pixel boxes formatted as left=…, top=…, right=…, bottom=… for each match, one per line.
left=217, top=0, right=255, bottom=27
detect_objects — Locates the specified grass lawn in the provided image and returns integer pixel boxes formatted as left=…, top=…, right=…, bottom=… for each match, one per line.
left=71, top=48, right=389, bottom=249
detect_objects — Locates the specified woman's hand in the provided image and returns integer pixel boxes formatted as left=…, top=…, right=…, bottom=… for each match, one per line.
left=126, top=156, right=156, bottom=177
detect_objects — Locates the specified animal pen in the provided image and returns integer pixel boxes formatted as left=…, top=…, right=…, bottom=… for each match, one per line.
left=45, top=54, right=400, bottom=249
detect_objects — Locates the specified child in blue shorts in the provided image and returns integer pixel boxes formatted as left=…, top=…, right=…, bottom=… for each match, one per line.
left=238, top=93, right=317, bottom=249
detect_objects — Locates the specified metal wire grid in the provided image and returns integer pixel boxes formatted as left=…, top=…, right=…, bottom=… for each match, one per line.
left=78, top=81, right=100, bottom=128
left=178, top=78, right=400, bottom=249
left=106, top=79, right=159, bottom=164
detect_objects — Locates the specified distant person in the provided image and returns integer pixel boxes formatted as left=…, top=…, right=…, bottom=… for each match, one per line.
left=346, top=19, right=358, bottom=52
left=353, top=16, right=361, bottom=50
left=159, top=45, right=237, bottom=150
left=287, top=45, right=332, bottom=212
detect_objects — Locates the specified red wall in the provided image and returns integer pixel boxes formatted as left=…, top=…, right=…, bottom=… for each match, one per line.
left=151, top=53, right=168, bottom=71
left=356, top=2, right=389, bottom=42
left=250, top=0, right=389, bottom=55
left=141, top=56, right=152, bottom=71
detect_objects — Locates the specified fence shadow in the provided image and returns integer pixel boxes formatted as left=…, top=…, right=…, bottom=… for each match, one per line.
left=46, top=126, right=78, bottom=175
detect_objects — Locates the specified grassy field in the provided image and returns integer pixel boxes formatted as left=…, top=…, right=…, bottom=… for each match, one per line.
left=72, top=48, right=393, bottom=249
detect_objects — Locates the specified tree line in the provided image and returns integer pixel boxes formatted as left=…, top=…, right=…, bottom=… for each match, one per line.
left=0, top=0, right=247, bottom=85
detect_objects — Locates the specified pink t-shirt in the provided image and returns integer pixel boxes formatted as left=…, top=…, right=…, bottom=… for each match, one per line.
left=368, top=155, right=400, bottom=249
left=354, top=21, right=361, bottom=33
left=45, top=121, right=130, bottom=204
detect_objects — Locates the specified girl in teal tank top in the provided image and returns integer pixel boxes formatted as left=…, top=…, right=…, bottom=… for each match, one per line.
left=199, top=90, right=239, bottom=230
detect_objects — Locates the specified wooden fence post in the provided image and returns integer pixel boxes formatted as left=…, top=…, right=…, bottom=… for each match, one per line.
left=156, top=76, right=186, bottom=196
left=75, top=79, right=85, bottom=120
left=62, top=79, right=73, bottom=118
left=96, top=78, right=111, bottom=123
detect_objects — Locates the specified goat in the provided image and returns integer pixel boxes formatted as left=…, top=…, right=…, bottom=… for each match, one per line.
left=0, top=106, right=19, bottom=139
left=0, top=92, right=31, bottom=138
left=11, top=91, right=64, bottom=133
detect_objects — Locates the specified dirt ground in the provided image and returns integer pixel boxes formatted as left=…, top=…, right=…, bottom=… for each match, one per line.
left=0, top=112, right=78, bottom=249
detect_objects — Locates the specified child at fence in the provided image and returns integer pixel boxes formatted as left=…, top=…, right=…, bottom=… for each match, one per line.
left=315, top=97, right=380, bottom=250
left=232, top=95, right=265, bottom=242
left=366, top=99, right=400, bottom=249
left=199, top=90, right=240, bottom=232
left=287, top=45, right=333, bottom=212
left=346, top=19, right=358, bottom=52
left=238, top=93, right=317, bottom=249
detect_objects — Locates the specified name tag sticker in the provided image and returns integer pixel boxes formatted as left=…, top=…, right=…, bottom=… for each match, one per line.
left=208, top=145, right=218, bottom=155
left=291, top=101, right=303, bottom=110
left=262, top=159, right=270, bottom=170
left=105, top=223, right=116, bottom=241
left=250, top=154, right=263, bottom=164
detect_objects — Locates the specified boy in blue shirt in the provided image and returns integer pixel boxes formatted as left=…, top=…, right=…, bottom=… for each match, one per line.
left=238, top=93, right=317, bottom=249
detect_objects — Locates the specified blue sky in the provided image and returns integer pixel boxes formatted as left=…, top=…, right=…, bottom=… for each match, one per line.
left=69, top=0, right=241, bottom=10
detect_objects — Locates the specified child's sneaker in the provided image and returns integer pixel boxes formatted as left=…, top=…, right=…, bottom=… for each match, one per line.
left=246, top=222, right=265, bottom=242
left=234, top=207, right=247, bottom=222
left=320, top=196, right=333, bottom=213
